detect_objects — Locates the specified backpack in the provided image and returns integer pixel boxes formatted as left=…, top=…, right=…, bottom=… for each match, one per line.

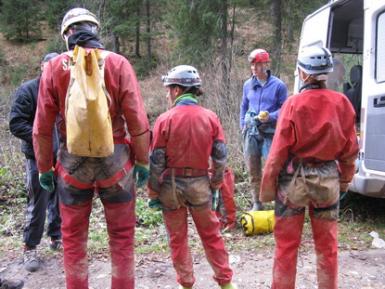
left=65, top=45, right=114, bottom=157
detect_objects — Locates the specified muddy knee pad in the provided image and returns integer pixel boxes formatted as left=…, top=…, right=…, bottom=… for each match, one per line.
left=312, top=202, right=339, bottom=220
left=57, top=176, right=94, bottom=205
left=99, top=173, right=135, bottom=203
left=275, top=197, right=306, bottom=218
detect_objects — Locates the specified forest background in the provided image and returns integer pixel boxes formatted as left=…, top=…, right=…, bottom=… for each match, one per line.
left=0, top=0, right=326, bottom=177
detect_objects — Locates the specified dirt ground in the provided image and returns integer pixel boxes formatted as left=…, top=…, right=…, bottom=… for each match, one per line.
left=1, top=246, right=384, bottom=289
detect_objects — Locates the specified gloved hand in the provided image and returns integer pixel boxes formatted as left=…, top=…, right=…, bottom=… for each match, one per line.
left=211, top=189, right=219, bottom=211
left=255, top=110, right=269, bottom=122
left=39, top=170, right=55, bottom=193
left=220, top=282, right=237, bottom=289
left=148, top=198, right=162, bottom=211
left=133, top=162, right=149, bottom=187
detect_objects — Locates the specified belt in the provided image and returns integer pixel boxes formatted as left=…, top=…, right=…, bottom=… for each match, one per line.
left=163, top=167, right=208, bottom=178
left=56, top=159, right=132, bottom=189
left=294, top=158, right=334, bottom=168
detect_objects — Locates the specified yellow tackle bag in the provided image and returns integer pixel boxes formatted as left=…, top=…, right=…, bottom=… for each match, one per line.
left=65, top=45, right=114, bottom=157
left=240, top=210, right=275, bottom=236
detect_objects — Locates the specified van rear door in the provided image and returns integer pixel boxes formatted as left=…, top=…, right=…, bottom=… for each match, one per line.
left=294, top=5, right=332, bottom=93
left=362, top=0, right=385, bottom=175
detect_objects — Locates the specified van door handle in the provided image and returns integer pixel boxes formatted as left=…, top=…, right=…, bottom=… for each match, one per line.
left=374, top=96, right=385, bottom=107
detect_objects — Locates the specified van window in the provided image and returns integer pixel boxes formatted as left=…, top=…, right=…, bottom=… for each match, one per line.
left=377, top=12, right=385, bottom=82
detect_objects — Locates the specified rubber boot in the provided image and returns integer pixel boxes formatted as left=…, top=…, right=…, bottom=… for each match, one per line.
left=251, top=201, right=264, bottom=211
left=250, top=177, right=263, bottom=211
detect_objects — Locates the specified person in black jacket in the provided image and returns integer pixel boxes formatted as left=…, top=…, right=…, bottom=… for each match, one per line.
left=9, top=53, right=61, bottom=273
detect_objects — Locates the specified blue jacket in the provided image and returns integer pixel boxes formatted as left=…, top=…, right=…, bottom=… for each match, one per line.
left=240, top=71, right=288, bottom=129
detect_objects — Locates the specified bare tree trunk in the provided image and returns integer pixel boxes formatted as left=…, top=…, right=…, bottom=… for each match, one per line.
left=98, top=0, right=106, bottom=24
left=228, top=3, right=236, bottom=88
left=135, top=2, right=141, bottom=57
left=271, top=0, right=282, bottom=76
left=219, top=0, right=229, bottom=99
left=145, top=0, right=152, bottom=65
left=113, top=32, right=120, bottom=54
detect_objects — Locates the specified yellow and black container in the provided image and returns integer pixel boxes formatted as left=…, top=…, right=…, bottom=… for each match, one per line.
left=240, top=210, right=275, bottom=236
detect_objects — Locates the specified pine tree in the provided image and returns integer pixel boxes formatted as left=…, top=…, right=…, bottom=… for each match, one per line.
left=0, top=0, right=42, bottom=41
left=165, top=0, right=225, bottom=65
left=104, top=0, right=142, bottom=54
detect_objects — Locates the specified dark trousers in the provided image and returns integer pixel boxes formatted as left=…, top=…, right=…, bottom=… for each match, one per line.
left=24, top=159, right=61, bottom=248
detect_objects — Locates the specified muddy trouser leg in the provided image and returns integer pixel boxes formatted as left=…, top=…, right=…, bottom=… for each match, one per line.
left=60, top=200, right=92, bottom=289
left=163, top=207, right=195, bottom=288
left=102, top=199, right=135, bottom=289
left=191, top=207, right=233, bottom=285
left=272, top=199, right=305, bottom=289
left=220, top=169, right=236, bottom=226
left=310, top=205, right=338, bottom=289
left=243, top=130, right=262, bottom=204
left=46, top=182, right=62, bottom=240
left=103, top=196, right=135, bottom=289
left=95, top=159, right=136, bottom=289
left=247, top=154, right=262, bottom=204
left=23, top=159, right=49, bottom=248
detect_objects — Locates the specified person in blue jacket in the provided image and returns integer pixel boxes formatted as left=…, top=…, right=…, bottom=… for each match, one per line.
left=240, top=48, right=288, bottom=211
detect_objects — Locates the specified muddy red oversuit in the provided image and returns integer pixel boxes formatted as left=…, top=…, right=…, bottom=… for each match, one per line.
left=212, top=168, right=236, bottom=230
left=148, top=94, right=233, bottom=288
left=260, top=87, right=358, bottom=289
left=33, top=50, right=150, bottom=289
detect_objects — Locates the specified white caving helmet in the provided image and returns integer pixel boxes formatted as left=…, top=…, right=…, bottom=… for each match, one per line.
left=297, top=45, right=333, bottom=75
left=61, top=8, right=100, bottom=39
left=162, top=65, right=202, bottom=87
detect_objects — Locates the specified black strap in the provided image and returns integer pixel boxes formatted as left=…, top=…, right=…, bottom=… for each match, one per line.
left=313, top=201, right=339, bottom=212
left=299, top=83, right=322, bottom=92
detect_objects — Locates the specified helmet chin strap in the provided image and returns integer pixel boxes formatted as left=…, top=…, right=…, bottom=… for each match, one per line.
left=63, top=30, right=73, bottom=51
left=65, top=35, right=70, bottom=51
left=303, top=74, right=311, bottom=83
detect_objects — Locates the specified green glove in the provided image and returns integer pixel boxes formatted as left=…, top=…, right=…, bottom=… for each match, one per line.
left=39, top=170, right=55, bottom=193
left=211, top=189, right=219, bottom=211
left=148, top=199, right=162, bottom=210
left=133, top=162, right=149, bottom=188
left=220, top=282, right=237, bottom=289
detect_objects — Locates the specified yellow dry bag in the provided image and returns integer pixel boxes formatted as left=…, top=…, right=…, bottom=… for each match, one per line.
left=240, top=210, right=275, bottom=236
left=65, top=46, right=113, bottom=157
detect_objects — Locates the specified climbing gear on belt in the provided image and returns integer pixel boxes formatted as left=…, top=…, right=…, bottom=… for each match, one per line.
left=211, top=189, right=219, bottom=211
left=133, top=162, right=149, bottom=187
left=56, top=159, right=132, bottom=189
left=39, top=170, right=55, bottom=193
left=148, top=198, right=163, bottom=210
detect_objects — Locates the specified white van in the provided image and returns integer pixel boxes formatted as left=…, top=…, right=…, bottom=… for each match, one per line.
left=295, top=0, right=385, bottom=197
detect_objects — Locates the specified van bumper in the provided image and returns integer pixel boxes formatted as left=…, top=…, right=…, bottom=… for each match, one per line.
left=349, top=174, right=385, bottom=198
